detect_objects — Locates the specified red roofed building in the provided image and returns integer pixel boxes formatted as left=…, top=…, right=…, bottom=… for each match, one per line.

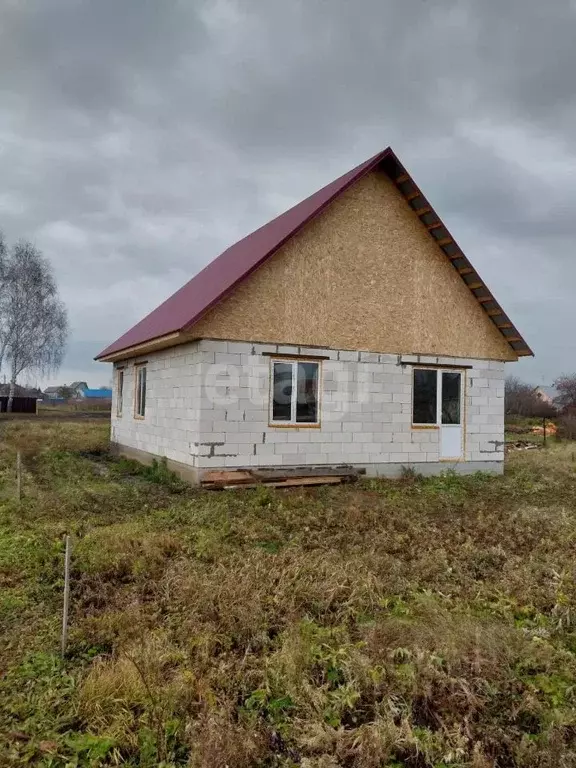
left=97, top=148, right=530, bottom=483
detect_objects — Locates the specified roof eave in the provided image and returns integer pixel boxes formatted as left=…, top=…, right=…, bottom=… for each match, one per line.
left=380, top=150, right=533, bottom=358
left=95, top=331, right=184, bottom=362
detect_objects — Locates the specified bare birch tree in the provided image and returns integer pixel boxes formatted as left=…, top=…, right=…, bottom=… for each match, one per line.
left=0, top=233, right=8, bottom=373
left=0, top=240, right=68, bottom=410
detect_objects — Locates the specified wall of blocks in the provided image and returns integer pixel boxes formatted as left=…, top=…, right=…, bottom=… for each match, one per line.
left=111, top=339, right=505, bottom=476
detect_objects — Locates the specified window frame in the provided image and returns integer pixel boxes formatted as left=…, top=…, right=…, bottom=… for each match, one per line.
left=116, top=368, right=124, bottom=417
left=411, top=366, right=463, bottom=429
left=134, top=363, right=147, bottom=420
left=269, top=357, right=322, bottom=428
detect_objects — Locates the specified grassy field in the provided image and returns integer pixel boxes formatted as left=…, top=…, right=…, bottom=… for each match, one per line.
left=1, top=422, right=576, bottom=767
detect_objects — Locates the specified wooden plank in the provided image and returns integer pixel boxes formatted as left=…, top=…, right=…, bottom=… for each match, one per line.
left=487, top=309, right=501, bottom=316
left=202, top=470, right=254, bottom=484
left=395, top=173, right=410, bottom=184
left=467, top=281, right=483, bottom=290
left=224, top=476, right=345, bottom=490
left=203, top=465, right=364, bottom=489
left=496, top=323, right=513, bottom=329
left=477, top=296, right=492, bottom=303
left=252, top=466, right=358, bottom=479
left=405, top=190, right=421, bottom=202
left=506, top=336, right=523, bottom=343
left=436, top=237, right=452, bottom=246
left=262, top=352, right=329, bottom=361
left=414, top=206, right=431, bottom=216
left=458, top=267, right=474, bottom=275
left=426, top=222, right=443, bottom=231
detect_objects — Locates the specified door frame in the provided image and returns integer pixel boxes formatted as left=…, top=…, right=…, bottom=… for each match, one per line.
left=438, top=369, right=465, bottom=461
left=411, top=366, right=466, bottom=461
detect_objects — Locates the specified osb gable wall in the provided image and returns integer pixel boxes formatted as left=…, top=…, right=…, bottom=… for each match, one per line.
left=192, top=170, right=516, bottom=361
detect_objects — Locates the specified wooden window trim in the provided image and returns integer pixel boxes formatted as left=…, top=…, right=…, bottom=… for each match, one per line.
left=401, top=359, right=473, bottom=370
left=412, top=366, right=439, bottom=427
left=411, top=366, right=465, bottom=430
left=268, top=356, right=322, bottom=428
left=116, top=369, right=124, bottom=417
left=133, top=363, right=147, bottom=420
left=262, top=351, right=329, bottom=361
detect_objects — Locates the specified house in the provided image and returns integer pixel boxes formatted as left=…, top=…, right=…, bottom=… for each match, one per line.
left=70, top=381, right=89, bottom=397
left=0, top=384, right=42, bottom=399
left=43, top=386, right=64, bottom=400
left=535, top=385, right=559, bottom=408
left=83, top=388, right=112, bottom=400
left=96, top=147, right=532, bottom=483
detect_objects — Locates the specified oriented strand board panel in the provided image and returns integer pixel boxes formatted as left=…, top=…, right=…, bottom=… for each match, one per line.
left=192, top=170, right=516, bottom=361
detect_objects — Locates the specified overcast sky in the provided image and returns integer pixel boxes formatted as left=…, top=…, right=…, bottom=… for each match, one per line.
left=1, top=0, right=574, bottom=387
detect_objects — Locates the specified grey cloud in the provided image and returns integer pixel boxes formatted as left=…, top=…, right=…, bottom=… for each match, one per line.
left=1, top=0, right=575, bottom=386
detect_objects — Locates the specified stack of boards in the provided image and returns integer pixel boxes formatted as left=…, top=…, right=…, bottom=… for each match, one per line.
left=201, top=466, right=364, bottom=490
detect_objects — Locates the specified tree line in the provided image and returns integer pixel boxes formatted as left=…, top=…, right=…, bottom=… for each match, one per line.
left=0, top=233, right=68, bottom=409
left=505, top=375, right=576, bottom=417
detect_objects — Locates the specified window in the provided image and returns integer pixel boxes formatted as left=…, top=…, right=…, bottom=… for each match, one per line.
left=271, top=359, right=320, bottom=425
left=413, top=369, right=437, bottom=424
left=134, top=365, right=147, bottom=418
left=116, top=369, right=124, bottom=417
left=412, top=368, right=462, bottom=426
left=441, top=371, right=461, bottom=425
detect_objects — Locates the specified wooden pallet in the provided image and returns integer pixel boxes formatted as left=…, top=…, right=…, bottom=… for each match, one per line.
left=201, top=466, right=364, bottom=490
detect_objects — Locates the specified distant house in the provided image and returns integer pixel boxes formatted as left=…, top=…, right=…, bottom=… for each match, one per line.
left=70, top=381, right=89, bottom=397
left=43, top=382, right=110, bottom=402
left=535, top=386, right=559, bottom=408
left=43, top=386, right=63, bottom=400
left=96, top=146, right=532, bottom=483
left=0, top=384, right=42, bottom=399
left=83, top=388, right=112, bottom=401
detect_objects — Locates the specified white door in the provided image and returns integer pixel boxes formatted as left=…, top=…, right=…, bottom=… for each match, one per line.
left=439, top=370, right=463, bottom=460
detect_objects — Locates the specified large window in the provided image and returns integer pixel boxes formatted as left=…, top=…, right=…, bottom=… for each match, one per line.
left=116, top=369, right=124, bottom=417
left=271, top=359, right=320, bottom=425
left=412, top=369, right=437, bottom=424
left=412, top=368, right=462, bottom=426
left=134, top=365, right=147, bottom=419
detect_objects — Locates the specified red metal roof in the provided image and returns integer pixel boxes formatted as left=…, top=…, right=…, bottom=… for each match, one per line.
left=96, top=147, right=531, bottom=359
left=95, top=148, right=392, bottom=359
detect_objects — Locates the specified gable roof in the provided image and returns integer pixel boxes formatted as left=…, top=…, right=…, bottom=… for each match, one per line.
left=96, top=147, right=532, bottom=360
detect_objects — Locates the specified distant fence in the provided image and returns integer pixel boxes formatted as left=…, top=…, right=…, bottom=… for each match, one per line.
left=40, top=400, right=111, bottom=412
left=0, top=397, right=38, bottom=414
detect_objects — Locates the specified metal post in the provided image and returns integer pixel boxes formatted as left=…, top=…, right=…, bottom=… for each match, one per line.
left=543, top=416, right=547, bottom=447
left=61, top=535, right=71, bottom=658
left=16, top=451, right=21, bottom=501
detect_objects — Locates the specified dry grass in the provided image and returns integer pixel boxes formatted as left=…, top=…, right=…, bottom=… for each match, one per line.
left=1, top=421, right=576, bottom=766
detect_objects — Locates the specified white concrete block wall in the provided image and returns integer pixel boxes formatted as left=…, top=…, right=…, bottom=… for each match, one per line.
left=193, top=341, right=506, bottom=472
left=465, top=360, right=505, bottom=463
left=110, top=339, right=506, bottom=474
left=111, top=342, right=203, bottom=466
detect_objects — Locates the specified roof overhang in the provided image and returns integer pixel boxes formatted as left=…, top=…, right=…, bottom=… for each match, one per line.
left=96, top=331, right=184, bottom=363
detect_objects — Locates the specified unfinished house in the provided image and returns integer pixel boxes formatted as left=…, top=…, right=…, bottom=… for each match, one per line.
left=96, top=147, right=532, bottom=484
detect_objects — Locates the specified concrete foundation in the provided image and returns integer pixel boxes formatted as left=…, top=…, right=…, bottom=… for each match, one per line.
left=112, top=442, right=503, bottom=485
left=111, top=442, right=200, bottom=484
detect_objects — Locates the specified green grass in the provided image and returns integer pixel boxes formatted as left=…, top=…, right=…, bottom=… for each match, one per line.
left=1, top=421, right=576, bottom=766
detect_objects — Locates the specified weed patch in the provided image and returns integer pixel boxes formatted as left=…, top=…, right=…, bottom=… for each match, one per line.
left=2, top=425, right=576, bottom=765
